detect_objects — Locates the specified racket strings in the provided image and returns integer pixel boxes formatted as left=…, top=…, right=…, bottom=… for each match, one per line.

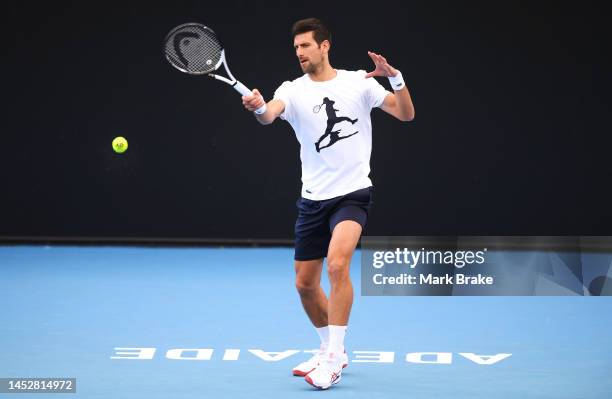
left=164, top=24, right=223, bottom=74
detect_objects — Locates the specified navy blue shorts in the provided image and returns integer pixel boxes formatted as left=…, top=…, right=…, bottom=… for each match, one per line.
left=294, top=186, right=373, bottom=261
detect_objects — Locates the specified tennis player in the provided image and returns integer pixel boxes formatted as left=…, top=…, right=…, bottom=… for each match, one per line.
left=242, top=18, right=414, bottom=389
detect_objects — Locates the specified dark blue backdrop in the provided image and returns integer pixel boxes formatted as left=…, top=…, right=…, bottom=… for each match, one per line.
left=2, top=1, right=610, bottom=241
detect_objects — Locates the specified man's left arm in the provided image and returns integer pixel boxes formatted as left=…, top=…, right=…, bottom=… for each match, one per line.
left=365, top=51, right=415, bottom=122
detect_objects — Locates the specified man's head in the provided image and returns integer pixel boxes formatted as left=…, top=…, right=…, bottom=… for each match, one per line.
left=292, top=18, right=331, bottom=74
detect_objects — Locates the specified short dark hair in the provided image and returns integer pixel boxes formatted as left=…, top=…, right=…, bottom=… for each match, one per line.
left=291, top=18, right=331, bottom=46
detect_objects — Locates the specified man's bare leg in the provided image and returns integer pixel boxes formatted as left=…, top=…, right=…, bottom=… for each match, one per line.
left=327, top=220, right=362, bottom=327
left=292, top=258, right=332, bottom=376
left=303, top=220, right=362, bottom=387
left=294, top=218, right=361, bottom=329
left=295, top=258, right=328, bottom=327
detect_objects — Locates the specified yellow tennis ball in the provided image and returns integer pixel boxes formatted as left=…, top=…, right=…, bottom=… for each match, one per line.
left=112, top=136, right=128, bottom=153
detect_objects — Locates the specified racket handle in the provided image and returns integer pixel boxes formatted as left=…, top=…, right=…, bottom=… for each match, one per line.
left=234, top=81, right=267, bottom=115
left=233, top=81, right=252, bottom=96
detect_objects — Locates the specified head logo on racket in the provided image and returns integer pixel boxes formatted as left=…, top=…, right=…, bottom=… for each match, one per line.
left=172, top=32, right=200, bottom=68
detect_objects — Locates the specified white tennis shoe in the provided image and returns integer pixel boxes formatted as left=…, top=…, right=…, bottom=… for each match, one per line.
left=304, top=352, right=347, bottom=389
left=292, top=347, right=348, bottom=377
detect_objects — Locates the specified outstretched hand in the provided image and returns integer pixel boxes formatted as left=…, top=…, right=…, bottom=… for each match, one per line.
left=365, top=51, right=399, bottom=78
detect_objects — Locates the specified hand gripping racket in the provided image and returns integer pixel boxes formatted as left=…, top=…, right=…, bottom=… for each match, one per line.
left=163, top=23, right=267, bottom=114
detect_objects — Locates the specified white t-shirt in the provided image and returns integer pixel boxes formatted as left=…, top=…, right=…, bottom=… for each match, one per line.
left=273, top=69, right=390, bottom=200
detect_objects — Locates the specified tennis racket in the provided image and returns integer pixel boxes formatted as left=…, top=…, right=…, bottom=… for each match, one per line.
left=163, top=22, right=267, bottom=114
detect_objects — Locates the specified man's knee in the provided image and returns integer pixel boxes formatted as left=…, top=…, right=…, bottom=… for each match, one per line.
left=327, top=255, right=351, bottom=283
left=295, top=260, right=322, bottom=296
left=295, top=277, right=320, bottom=296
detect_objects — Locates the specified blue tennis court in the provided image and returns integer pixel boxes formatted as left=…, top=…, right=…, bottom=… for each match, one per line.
left=2, top=245, right=611, bottom=398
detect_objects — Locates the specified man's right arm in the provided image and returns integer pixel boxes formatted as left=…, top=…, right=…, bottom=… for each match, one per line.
left=242, top=89, right=286, bottom=125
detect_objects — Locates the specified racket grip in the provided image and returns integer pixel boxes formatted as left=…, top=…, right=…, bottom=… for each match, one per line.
left=233, top=81, right=253, bottom=96
left=234, top=81, right=267, bottom=115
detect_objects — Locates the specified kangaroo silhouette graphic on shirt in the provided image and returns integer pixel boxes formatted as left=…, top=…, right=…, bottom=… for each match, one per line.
left=314, top=97, right=359, bottom=153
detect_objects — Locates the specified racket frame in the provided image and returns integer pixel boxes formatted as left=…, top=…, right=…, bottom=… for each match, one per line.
left=164, top=23, right=267, bottom=114
left=208, top=51, right=252, bottom=97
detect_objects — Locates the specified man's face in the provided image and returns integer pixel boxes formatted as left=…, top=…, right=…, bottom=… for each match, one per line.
left=294, top=31, right=327, bottom=73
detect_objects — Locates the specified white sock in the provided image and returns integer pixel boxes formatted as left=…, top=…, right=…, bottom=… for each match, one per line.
left=327, top=325, right=347, bottom=355
left=316, top=326, right=329, bottom=349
